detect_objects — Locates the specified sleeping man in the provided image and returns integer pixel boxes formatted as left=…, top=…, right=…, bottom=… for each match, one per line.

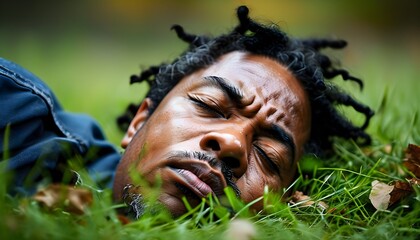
left=0, top=6, right=373, bottom=217
left=112, top=6, right=373, bottom=217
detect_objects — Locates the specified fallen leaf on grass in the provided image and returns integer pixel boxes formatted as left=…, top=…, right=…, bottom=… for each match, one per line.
left=370, top=180, right=394, bottom=210
left=370, top=144, right=420, bottom=210
left=403, top=144, right=420, bottom=178
left=370, top=178, right=419, bottom=210
left=389, top=180, right=415, bottom=206
left=33, top=184, right=93, bottom=215
left=117, top=214, right=132, bottom=225
left=289, top=191, right=329, bottom=210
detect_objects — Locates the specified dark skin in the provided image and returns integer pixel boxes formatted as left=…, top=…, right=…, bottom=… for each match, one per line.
left=113, top=51, right=311, bottom=216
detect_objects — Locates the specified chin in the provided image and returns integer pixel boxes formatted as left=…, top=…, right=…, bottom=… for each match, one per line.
left=158, top=193, right=188, bottom=217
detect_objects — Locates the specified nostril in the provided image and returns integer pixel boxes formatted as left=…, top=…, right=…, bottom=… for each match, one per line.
left=207, top=139, right=220, bottom=151
left=222, top=156, right=240, bottom=169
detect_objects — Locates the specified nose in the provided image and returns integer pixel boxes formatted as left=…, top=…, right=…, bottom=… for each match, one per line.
left=199, top=130, right=248, bottom=178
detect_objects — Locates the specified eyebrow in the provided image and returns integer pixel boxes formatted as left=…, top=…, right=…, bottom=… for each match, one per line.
left=202, top=75, right=296, bottom=165
left=202, top=76, right=244, bottom=105
left=269, top=125, right=296, bottom=166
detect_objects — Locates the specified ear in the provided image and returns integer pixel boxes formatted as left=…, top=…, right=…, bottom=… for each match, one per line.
left=121, top=98, right=152, bottom=148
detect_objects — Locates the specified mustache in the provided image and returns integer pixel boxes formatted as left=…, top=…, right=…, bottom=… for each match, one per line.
left=170, top=151, right=241, bottom=197
left=120, top=151, right=241, bottom=219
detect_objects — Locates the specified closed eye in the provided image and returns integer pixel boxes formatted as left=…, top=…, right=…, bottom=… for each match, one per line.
left=254, top=144, right=280, bottom=175
left=188, top=95, right=225, bottom=118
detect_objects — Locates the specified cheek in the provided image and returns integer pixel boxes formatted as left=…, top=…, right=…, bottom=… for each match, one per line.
left=143, top=109, right=191, bottom=145
left=150, top=99, right=203, bottom=139
left=133, top=108, right=205, bottom=170
left=236, top=161, right=282, bottom=203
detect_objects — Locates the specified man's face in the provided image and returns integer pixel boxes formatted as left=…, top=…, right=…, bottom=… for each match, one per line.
left=113, top=51, right=311, bottom=216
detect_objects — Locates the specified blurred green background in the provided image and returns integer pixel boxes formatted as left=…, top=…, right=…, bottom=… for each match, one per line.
left=1, top=0, right=419, bottom=148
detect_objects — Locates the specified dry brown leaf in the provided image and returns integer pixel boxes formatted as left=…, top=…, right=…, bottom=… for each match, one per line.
left=389, top=180, right=414, bottom=206
left=291, top=191, right=314, bottom=206
left=403, top=144, right=420, bottom=178
left=408, top=177, right=420, bottom=185
left=369, top=180, right=394, bottom=210
left=117, top=214, right=132, bottom=225
left=33, top=184, right=93, bottom=215
left=290, top=191, right=329, bottom=210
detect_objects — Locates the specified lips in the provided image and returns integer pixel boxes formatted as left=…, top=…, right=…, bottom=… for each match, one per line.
left=169, top=161, right=227, bottom=199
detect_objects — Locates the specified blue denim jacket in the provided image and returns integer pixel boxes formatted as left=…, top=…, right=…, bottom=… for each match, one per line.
left=0, top=57, right=121, bottom=195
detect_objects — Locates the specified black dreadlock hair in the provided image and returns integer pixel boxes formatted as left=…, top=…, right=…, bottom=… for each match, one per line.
left=117, top=6, right=374, bottom=155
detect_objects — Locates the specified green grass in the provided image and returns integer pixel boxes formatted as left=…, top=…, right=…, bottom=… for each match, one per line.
left=1, top=36, right=419, bottom=239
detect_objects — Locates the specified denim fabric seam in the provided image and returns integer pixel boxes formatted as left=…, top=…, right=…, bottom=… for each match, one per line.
left=0, top=65, right=88, bottom=153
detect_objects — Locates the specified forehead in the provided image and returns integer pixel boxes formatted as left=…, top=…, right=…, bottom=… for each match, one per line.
left=193, top=51, right=308, bottom=109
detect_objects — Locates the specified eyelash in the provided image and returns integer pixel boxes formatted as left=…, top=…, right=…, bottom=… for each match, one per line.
left=254, top=144, right=279, bottom=174
left=189, top=96, right=226, bottom=118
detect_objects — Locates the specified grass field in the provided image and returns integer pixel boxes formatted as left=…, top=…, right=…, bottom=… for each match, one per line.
left=1, top=5, right=419, bottom=239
